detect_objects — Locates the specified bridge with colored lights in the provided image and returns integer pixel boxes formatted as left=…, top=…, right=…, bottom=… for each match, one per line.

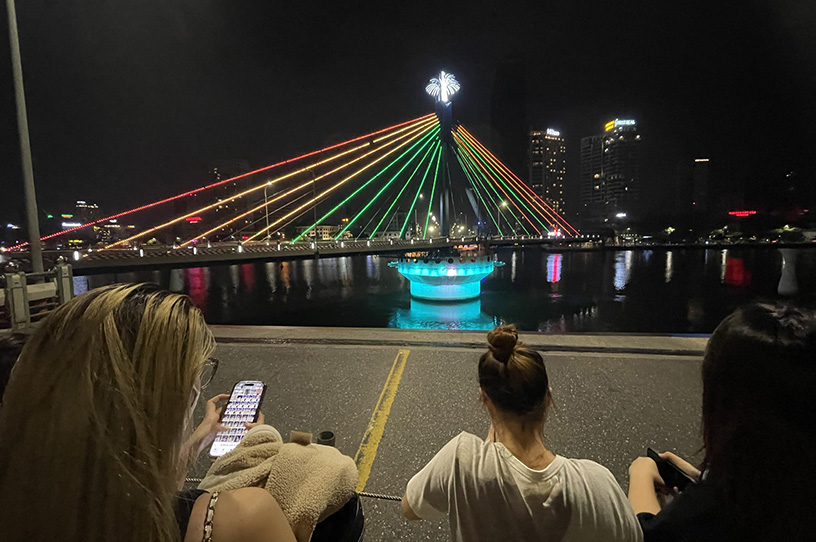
left=8, top=235, right=591, bottom=273
left=8, top=72, right=580, bottom=277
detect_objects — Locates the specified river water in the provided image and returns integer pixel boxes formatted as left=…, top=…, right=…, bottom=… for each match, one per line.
left=75, top=247, right=816, bottom=333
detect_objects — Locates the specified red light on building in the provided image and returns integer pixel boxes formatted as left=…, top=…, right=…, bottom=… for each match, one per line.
left=728, top=210, right=757, bottom=217
left=186, top=216, right=202, bottom=223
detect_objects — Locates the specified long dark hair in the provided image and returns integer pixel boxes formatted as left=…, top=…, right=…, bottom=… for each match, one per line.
left=702, top=302, right=816, bottom=541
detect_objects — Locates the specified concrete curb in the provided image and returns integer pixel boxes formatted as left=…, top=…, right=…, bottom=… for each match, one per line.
left=211, top=326, right=708, bottom=357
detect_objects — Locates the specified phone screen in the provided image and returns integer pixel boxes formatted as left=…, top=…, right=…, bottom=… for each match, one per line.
left=209, top=380, right=266, bottom=457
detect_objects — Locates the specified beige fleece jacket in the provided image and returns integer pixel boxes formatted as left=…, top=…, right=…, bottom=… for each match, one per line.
left=198, top=425, right=358, bottom=542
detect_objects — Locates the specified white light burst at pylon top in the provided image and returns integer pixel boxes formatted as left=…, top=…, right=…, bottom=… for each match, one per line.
left=425, top=71, right=460, bottom=103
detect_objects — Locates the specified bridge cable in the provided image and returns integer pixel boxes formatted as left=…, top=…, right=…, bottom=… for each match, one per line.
left=367, top=139, right=439, bottom=240
left=254, top=121, right=439, bottom=244
left=459, top=127, right=580, bottom=236
left=454, top=132, right=538, bottom=235
left=400, top=141, right=440, bottom=239
left=333, top=127, right=440, bottom=240
left=179, top=118, right=438, bottom=247
left=423, top=148, right=441, bottom=239
left=455, top=135, right=532, bottom=235
left=453, top=146, right=503, bottom=236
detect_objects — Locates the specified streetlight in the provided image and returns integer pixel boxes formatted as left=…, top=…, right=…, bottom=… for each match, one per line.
left=264, top=181, right=272, bottom=240
left=309, top=169, right=318, bottom=250
left=496, top=200, right=508, bottom=236
left=6, top=0, right=43, bottom=271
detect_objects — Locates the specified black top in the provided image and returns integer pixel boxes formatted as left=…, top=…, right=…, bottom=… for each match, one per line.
left=176, top=488, right=207, bottom=539
left=637, top=482, right=737, bottom=542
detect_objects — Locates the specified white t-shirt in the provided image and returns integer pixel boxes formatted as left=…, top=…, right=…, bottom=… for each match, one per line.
left=405, top=432, right=643, bottom=542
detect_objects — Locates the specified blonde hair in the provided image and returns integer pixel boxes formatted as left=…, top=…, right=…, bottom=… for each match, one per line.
left=0, top=284, right=215, bottom=542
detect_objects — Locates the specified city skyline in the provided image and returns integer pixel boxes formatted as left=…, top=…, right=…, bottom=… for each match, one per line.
left=1, top=1, right=814, bottom=225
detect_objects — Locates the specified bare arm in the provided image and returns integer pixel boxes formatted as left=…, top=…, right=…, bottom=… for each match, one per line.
left=660, top=451, right=701, bottom=480
left=627, top=457, right=662, bottom=515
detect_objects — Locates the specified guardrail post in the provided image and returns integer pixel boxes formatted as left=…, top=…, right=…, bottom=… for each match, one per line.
left=5, top=271, right=30, bottom=332
left=54, top=259, right=74, bottom=304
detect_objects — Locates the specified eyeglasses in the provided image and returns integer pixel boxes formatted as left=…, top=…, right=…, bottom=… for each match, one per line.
left=200, top=357, right=219, bottom=389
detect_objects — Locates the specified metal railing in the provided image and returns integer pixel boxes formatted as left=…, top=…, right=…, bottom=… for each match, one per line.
left=0, top=260, right=73, bottom=332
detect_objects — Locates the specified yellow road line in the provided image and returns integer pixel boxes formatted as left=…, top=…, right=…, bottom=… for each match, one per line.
left=353, top=348, right=410, bottom=492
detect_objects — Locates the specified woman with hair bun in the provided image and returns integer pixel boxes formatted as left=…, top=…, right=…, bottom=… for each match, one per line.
left=402, top=325, right=641, bottom=542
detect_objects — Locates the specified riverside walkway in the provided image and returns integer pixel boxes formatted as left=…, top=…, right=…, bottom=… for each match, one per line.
left=189, top=327, right=707, bottom=541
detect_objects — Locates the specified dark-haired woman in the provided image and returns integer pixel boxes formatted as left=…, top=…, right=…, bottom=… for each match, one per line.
left=628, top=302, right=816, bottom=542
left=401, top=325, right=642, bottom=542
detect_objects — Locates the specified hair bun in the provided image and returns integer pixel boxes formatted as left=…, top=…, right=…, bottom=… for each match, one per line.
left=487, top=325, right=518, bottom=363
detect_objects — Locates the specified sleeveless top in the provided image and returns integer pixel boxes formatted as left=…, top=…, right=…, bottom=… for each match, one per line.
left=176, top=489, right=221, bottom=541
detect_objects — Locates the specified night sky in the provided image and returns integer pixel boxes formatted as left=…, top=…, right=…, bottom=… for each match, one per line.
left=1, top=1, right=814, bottom=223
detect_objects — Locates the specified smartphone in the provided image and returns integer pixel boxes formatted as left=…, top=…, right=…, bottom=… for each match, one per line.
left=209, top=380, right=267, bottom=458
left=647, top=447, right=697, bottom=491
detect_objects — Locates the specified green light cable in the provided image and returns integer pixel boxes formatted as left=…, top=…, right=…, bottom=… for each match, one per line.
left=453, top=143, right=503, bottom=233
left=368, top=138, right=439, bottom=240
left=334, top=126, right=440, bottom=239
left=400, top=141, right=440, bottom=238
left=461, top=129, right=570, bottom=233
left=423, top=149, right=441, bottom=239
left=456, top=137, right=531, bottom=235
left=457, top=136, right=534, bottom=235
left=290, top=122, right=438, bottom=243
left=453, top=146, right=503, bottom=235
left=457, top=133, right=547, bottom=233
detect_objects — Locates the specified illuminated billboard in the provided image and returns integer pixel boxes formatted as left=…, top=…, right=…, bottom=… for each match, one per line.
left=728, top=210, right=757, bottom=217
left=605, top=119, right=636, bottom=131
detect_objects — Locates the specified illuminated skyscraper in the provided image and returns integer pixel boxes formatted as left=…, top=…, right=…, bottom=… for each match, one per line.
left=580, top=119, right=641, bottom=227
left=528, top=129, right=566, bottom=215
left=75, top=200, right=100, bottom=224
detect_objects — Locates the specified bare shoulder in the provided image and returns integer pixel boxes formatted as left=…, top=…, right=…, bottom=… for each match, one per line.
left=185, top=488, right=296, bottom=542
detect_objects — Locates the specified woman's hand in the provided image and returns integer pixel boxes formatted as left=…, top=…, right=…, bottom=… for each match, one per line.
left=245, top=412, right=265, bottom=431
left=189, top=394, right=230, bottom=455
left=659, top=451, right=701, bottom=480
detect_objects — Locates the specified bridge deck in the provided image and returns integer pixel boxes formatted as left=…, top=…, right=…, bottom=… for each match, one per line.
left=30, top=237, right=576, bottom=273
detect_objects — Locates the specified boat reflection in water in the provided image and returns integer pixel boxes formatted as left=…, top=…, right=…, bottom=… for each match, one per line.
left=389, top=298, right=497, bottom=330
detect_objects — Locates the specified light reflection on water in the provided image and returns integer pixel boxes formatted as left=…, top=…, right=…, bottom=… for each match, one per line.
left=613, top=251, right=633, bottom=292
left=75, top=247, right=810, bottom=333
left=390, top=299, right=497, bottom=330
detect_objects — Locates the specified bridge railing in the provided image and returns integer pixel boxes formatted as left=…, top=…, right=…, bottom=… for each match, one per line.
left=0, top=261, right=74, bottom=332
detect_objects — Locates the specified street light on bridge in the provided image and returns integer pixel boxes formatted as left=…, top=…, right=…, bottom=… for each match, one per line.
left=6, top=0, right=43, bottom=272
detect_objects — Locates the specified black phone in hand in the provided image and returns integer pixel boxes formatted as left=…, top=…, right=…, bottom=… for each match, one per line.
left=647, top=448, right=698, bottom=492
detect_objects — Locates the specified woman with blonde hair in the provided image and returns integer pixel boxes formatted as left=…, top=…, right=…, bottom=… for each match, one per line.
left=402, top=324, right=642, bottom=542
left=0, top=283, right=294, bottom=542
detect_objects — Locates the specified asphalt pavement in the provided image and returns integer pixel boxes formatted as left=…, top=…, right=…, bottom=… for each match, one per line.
left=188, top=329, right=705, bottom=541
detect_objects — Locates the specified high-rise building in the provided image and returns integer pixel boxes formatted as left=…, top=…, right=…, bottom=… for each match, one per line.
left=75, top=200, right=100, bottom=224
left=580, top=119, right=641, bottom=227
left=692, top=158, right=710, bottom=214
left=528, top=129, right=566, bottom=215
